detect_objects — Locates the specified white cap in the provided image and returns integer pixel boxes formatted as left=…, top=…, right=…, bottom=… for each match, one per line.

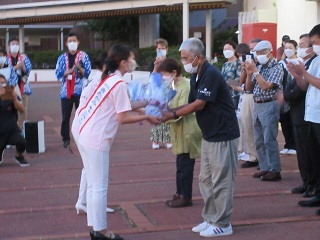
left=252, top=40, right=273, bottom=52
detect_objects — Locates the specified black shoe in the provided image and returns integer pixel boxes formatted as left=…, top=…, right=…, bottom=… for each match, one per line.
left=303, top=187, right=316, bottom=198
left=298, top=196, right=320, bottom=207
left=260, top=171, right=281, bottom=181
left=241, top=161, right=259, bottom=168
left=63, top=140, right=70, bottom=148
left=316, top=209, right=320, bottom=215
left=291, top=185, right=308, bottom=194
left=91, top=231, right=123, bottom=240
left=15, top=156, right=30, bottom=167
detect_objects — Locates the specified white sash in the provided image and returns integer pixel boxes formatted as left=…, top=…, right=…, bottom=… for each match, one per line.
left=77, top=74, right=123, bottom=133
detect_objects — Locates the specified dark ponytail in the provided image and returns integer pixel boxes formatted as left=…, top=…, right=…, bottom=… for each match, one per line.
left=101, top=44, right=133, bottom=79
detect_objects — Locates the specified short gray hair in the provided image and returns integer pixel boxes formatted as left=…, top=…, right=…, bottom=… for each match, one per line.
left=179, top=37, right=204, bottom=56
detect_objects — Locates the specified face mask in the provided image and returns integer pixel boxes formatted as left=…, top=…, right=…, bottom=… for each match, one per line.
left=10, top=44, right=20, bottom=53
left=297, top=47, right=310, bottom=58
left=162, top=75, right=173, bottom=85
left=67, top=42, right=78, bottom=51
left=127, top=59, right=137, bottom=73
left=284, top=49, right=295, bottom=58
left=0, top=56, right=6, bottom=66
left=312, top=45, right=320, bottom=56
left=183, top=56, right=199, bottom=74
left=256, top=54, right=270, bottom=65
left=223, top=50, right=234, bottom=59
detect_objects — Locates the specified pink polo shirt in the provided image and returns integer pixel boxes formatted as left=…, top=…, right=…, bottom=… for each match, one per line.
left=73, top=71, right=132, bottom=151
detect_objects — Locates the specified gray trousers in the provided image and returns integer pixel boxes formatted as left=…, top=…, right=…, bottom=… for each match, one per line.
left=199, top=138, right=238, bottom=228
left=253, top=101, right=281, bottom=172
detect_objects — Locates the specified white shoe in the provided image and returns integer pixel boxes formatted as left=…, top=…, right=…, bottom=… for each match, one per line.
left=165, top=143, right=172, bottom=149
left=152, top=143, right=160, bottom=149
left=107, top=207, right=114, bottom=213
left=238, top=152, right=246, bottom=159
left=239, top=153, right=250, bottom=161
left=287, top=149, right=297, bottom=155
left=199, top=224, right=233, bottom=237
left=279, top=148, right=289, bottom=155
left=192, top=221, right=211, bottom=233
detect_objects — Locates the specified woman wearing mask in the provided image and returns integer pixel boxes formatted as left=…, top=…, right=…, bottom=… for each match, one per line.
left=72, top=44, right=160, bottom=240
left=221, top=40, right=242, bottom=110
left=158, top=58, right=202, bottom=208
left=278, top=40, right=300, bottom=155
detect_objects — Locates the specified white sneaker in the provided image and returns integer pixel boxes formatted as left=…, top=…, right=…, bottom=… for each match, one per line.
left=165, top=143, right=172, bottom=149
left=287, top=149, right=297, bottom=155
left=107, top=207, right=114, bottom=213
left=199, top=224, right=233, bottom=237
left=239, top=153, right=250, bottom=161
left=192, top=221, right=211, bottom=233
left=238, top=152, right=246, bottom=159
left=152, top=143, right=160, bottom=149
left=279, top=148, right=289, bottom=155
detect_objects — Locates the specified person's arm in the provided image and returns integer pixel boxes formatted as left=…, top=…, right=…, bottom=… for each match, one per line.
left=117, top=111, right=160, bottom=125
left=11, top=90, right=24, bottom=113
left=55, top=55, right=68, bottom=80
left=287, top=62, right=309, bottom=91
left=162, top=99, right=206, bottom=122
left=130, top=100, right=148, bottom=110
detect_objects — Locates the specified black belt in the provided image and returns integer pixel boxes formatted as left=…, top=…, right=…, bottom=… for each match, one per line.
left=254, top=98, right=274, bottom=103
left=244, top=91, right=253, bottom=94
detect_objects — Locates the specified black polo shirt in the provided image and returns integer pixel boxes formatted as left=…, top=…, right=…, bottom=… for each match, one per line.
left=188, top=61, right=240, bottom=142
left=0, top=99, right=18, bottom=134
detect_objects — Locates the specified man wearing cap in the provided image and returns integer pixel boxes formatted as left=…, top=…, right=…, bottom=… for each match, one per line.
left=244, top=40, right=284, bottom=181
left=277, top=35, right=290, bottom=62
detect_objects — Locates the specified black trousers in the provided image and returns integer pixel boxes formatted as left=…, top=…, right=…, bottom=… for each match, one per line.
left=0, top=128, right=26, bottom=154
left=279, top=111, right=296, bottom=150
left=176, top=153, right=195, bottom=200
left=307, top=122, right=320, bottom=194
left=293, top=124, right=310, bottom=185
left=60, top=96, right=80, bottom=142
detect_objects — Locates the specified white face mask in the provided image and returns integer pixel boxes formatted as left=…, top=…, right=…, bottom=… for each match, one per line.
left=10, top=44, right=20, bottom=53
left=0, top=56, right=6, bottom=66
left=127, top=59, right=137, bottom=73
left=183, top=56, right=199, bottom=74
left=67, top=42, right=78, bottom=51
left=256, top=54, right=270, bottom=65
left=223, top=50, right=235, bottom=59
left=297, top=47, right=310, bottom=58
left=312, top=45, right=320, bottom=56
left=162, top=74, right=173, bottom=85
left=284, top=49, right=295, bottom=58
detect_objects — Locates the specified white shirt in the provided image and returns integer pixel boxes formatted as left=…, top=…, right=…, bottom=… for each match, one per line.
left=305, top=56, right=320, bottom=123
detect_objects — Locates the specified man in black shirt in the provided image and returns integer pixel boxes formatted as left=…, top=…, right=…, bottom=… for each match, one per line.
left=0, top=74, right=29, bottom=167
left=162, top=37, right=239, bottom=238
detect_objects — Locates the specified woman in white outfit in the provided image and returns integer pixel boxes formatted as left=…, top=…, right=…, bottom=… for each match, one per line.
left=72, top=44, right=160, bottom=240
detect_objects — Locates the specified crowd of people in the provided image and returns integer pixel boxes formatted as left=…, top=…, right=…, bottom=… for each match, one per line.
left=1, top=22, right=320, bottom=239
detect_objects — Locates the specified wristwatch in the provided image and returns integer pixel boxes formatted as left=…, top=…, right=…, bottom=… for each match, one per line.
left=253, top=72, right=260, bottom=78
left=172, top=111, right=179, bottom=119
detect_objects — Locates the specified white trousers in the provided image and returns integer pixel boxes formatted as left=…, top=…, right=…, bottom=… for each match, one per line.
left=78, top=142, right=110, bottom=231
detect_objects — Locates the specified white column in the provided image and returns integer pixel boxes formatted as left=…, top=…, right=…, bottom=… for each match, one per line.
left=60, top=28, right=64, bottom=51
left=5, top=28, right=10, bottom=52
left=205, top=10, right=212, bottom=60
left=182, top=0, right=189, bottom=40
left=18, top=25, right=25, bottom=53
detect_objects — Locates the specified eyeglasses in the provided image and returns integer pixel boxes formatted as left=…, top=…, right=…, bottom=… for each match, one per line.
left=0, top=83, right=7, bottom=87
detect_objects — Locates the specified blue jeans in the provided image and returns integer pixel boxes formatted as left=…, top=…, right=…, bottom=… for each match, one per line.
left=253, top=100, right=281, bottom=172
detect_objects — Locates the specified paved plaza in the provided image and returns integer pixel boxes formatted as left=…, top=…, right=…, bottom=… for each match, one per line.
left=0, top=83, right=319, bottom=240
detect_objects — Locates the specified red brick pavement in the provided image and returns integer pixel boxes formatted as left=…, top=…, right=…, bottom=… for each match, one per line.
left=0, top=83, right=319, bottom=240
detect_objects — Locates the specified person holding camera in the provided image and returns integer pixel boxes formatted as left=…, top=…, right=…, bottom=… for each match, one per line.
left=55, top=33, right=91, bottom=148
left=0, top=74, right=29, bottom=167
